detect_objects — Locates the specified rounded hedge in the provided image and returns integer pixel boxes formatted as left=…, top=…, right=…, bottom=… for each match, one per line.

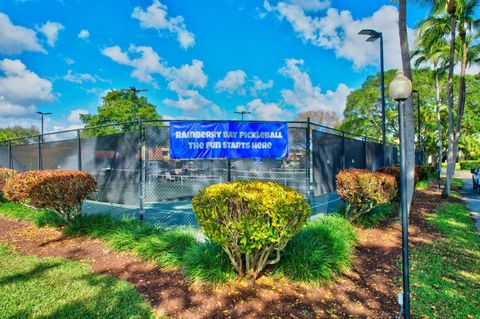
left=0, top=168, right=16, bottom=201
left=337, top=169, right=397, bottom=222
left=192, top=180, right=311, bottom=280
left=3, top=170, right=97, bottom=222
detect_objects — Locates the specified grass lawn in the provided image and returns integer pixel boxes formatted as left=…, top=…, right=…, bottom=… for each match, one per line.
left=0, top=244, right=153, bottom=319
left=410, top=202, right=480, bottom=318
left=0, top=201, right=356, bottom=285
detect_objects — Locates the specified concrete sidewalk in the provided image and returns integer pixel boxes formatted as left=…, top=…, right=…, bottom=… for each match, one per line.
left=455, top=171, right=480, bottom=234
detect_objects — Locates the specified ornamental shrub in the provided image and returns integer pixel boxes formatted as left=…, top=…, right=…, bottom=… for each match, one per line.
left=459, top=160, right=480, bottom=171
left=377, top=165, right=419, bottom=187
left=192, top=181, right=311, bottom=280
left=0, top=168, right=16, bottom=201
left=336, top=169, right=397, bottom=222
left=3, top=170, right=97, bottom=222
left=416, top=165, right=436, bottom=181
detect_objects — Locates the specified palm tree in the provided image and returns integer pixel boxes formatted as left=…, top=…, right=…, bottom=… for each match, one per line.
left=413, top=19, right=449, bottom=177
left=450, top=0, right=480, bottom=195
left=399, top=0, right=416, bottom=209
left=417, top=0, right=470, bottom=197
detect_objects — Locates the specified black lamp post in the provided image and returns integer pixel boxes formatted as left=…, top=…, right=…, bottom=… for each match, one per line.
left=121, top=87, right=147, bottom=223
left=122, top=87, right=147, bottom=125
left=412, top=90, right=422, bottom=163
left=36, top=111, right=52, bottom=142
left=234, top=111, right=251, bottom=121
left=389, top=70, right=413, bottom=319
left=359, top=29, right=386, bottom=165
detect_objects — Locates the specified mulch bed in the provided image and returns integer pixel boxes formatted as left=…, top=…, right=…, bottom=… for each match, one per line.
left=0, top=185, right=446, bottom=319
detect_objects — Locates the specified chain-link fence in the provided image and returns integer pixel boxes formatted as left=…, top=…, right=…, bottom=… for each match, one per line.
left=0, top=119, right=399, bottom=227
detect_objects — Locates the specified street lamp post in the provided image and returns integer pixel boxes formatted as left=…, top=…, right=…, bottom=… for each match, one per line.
left=36, top=111, right=52, bottom=142
left=359, top=29, right=386, bottom=166
left=389, top=70, right=413, bottom=319
left=412, top=90, right=422, bottom=164
left=234, top=111, right=251, bottom=121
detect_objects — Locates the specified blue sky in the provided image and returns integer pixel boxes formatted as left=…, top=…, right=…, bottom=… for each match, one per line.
left=0, top=0, right=431, bottom=132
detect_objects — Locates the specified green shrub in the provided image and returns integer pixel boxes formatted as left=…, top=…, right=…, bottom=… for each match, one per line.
left=416, top=164, right=436, bottom=181
left=0, top=168, right=16, bottom=201
left=181, top=241, right=236, bottom=284
left=377, top=165, right=419, bottom=187
left=459, top=160, right=480, bottom=171
left=336, top=169, right=397, bottom=222
left=273, top=215, right=357, bottom=284
left=192, top=181, right=311, bottom=280
left=3, top=170, right=97, bottom=223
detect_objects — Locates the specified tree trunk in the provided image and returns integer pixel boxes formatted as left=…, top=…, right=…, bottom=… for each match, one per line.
left=434, top=67, right=443, bottom=176
left=399, top=0, right=416, bottom=209
left=451, top=34, right=468, bottom=183
left=442, top=13, right=458, bottom=197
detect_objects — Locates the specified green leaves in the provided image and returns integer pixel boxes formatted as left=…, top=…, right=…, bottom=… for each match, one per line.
left=80, top=90, right=162, bottom=137
left=336, top=169, right=398, bottom=222
left=192, top=181, right=311, bottom=280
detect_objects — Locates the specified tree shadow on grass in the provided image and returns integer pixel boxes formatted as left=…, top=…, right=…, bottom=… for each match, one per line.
left=0, top=261, right=61, bottom=285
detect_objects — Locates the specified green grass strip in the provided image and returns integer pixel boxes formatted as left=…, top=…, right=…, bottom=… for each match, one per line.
left=0, top=201, right=65, bottom=227
left=0, top=244, right=152, bottom=319
left=410, top=202, right=480, bottom=318
left=0, top=202, right=358, bottom=286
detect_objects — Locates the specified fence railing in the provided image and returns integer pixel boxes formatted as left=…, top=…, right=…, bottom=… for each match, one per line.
left=0, top=119, right=399, bottom=225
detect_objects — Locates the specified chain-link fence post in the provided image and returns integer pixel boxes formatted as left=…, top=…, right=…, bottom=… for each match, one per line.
left=138, top=120, right=145, bottom=222
left=305, top=118, right=311, bottom=197
left=37, top=135, right=42, bottom=170
left=227, top=158, right=231, bottom=182
left=364, top=136, right=368, bottom=169
left=8, top=140, right=12, bottom=169
left=77, top=129, right=82, bottom=171
left=342, top=131, right=346, bottom=169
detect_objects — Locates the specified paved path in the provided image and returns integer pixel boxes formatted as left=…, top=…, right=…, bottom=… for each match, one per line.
left=455, top=171, right=480, bottom=233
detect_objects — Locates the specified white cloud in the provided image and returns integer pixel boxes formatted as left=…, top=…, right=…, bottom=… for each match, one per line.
left=66, top=108, right=88, bottom=123
left=265, top=3, right=415, bottom=70
left=64, top=57, right=75, bottom=65
left=102, top=45, right=168, bottom=84
left=163, top=90, right=210, bottom=111
left=215, top=70, right=247, bottom=94
left=279, top=58, right=352, bottom=114
left=63, top=70, right=106, bottom=84
left=285, top=0, right=330, bottom=12
left=250, top=76, right=274, bottom=96
left=78, top=29, right=90, bottom=40
left=0, top=12, right=45, bottom=54
left=246, top=98, right=290, bottom=120
left=102, top=44, right=214, bottom=113
left=37, top=21, right=64, bottom=47
left=132, top=0, right=195, bottom=49
left=0, top=58, right=54, bottom=118
left=167, top=59, right=208, bottom=94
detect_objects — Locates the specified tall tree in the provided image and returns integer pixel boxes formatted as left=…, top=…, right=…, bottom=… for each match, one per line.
left=0, top=125, right=40, bottom=145
left=80, top=90, right=162, bottom=137
left=294, top=110, right=341, bottom=128
left=449, top=0, right=480, bottom=195
left=399, top=0, right=416, bottom=207
left=412, top=20, right=449, bottom=175
left=341, top=70, right=399, bottom=140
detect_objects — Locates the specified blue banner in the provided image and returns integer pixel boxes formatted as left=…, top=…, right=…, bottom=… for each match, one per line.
left=169, top=121, right=289, bottom=159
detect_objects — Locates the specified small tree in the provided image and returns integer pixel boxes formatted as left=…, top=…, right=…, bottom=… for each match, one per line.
left=192, top=181, right=311, bottom=280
